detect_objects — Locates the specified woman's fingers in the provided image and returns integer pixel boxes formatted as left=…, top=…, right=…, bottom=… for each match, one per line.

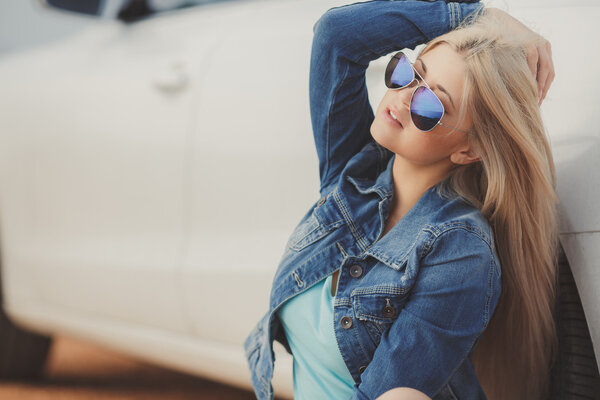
left=525, top=38, right=554, bottom=105
left=526, top=43, right=539, bottom=79
left=539, top=41, right=555, bottom=103
left=486, top=8, right=555, bottom=105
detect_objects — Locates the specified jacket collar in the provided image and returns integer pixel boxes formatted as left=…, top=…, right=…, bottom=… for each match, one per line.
left=340, top=142, right=454, bottom=271
left=364, top=184, right=449, bottom=271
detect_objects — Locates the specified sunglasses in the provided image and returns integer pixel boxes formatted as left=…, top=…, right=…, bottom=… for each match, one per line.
left=384, top=51, right=469, bottom=134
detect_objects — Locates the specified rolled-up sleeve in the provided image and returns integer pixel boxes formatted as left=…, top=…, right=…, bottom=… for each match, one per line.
left=351, top=228, right=501, bottom=400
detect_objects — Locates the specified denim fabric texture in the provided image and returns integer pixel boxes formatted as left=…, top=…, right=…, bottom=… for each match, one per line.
left=244, top=1, right=501, bottom=399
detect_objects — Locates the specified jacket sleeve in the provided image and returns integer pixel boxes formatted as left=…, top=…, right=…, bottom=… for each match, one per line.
left=350, top=228, right=501, bottom=400
left=310, top=0, right=483, bottom=196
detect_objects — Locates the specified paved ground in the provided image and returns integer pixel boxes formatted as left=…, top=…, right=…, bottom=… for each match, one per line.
left=0, top=337, right=258, bottom=399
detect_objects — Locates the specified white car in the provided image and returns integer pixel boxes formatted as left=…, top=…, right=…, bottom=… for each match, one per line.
left=0, top=0, right=598, bottom=398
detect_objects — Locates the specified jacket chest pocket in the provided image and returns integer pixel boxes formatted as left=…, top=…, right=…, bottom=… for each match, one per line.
left=352, top=287, right=409, bottom=345
left=286, top=197, right=344, bottom=251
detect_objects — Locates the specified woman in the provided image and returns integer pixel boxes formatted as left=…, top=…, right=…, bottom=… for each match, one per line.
left=245, top=1, right=557, bottom=399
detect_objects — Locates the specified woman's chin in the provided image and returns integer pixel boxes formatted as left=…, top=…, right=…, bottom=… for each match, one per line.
left=370, top=125, right=397, bottom=153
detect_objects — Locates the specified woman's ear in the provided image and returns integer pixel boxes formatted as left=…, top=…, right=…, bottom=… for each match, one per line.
left=450, top=146, right=481, bottom=165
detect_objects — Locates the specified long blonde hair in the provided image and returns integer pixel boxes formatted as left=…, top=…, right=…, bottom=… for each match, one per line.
left=423, top=10, right=559, bottom=400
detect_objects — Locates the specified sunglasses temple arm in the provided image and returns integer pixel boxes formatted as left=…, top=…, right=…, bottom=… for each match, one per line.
left=438, top=121, right=471, bottom=135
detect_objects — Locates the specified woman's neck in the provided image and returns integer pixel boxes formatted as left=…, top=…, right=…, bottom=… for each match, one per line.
left=388, top=155, right=452, bottom=220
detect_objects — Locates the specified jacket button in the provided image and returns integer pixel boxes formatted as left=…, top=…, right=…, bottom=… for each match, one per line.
left=317, top=197, right=326, bottom=206
left=340, top=316, right=353, bottom=329
left=382, top=305, right=395, bottom=318
left=349, top=264, right=363, bottom=278
left=358, top=365, right=367, bottom=374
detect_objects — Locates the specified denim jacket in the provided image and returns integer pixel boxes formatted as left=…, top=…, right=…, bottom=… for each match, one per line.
left=244, top=1, right=501, bottom=399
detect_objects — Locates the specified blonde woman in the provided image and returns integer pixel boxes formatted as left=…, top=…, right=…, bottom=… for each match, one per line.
left=245, top=1, right=557, bottom=399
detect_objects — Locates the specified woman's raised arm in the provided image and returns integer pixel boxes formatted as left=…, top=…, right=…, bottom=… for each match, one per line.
left=309, top=0, right=483, bottom=196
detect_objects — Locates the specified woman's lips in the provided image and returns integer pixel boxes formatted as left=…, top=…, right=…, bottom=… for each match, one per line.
left=383, top=107, right=403, bottom=128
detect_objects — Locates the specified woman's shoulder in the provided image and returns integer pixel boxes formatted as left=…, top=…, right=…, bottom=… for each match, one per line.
left=415, top=192, right=502, bottom=285
left=424, top=188, right=495, bottom=251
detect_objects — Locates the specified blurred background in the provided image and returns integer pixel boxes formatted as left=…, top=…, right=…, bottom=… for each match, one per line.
left=1, top=1, right=599, bottom=400
left=0, top=0, right=91, bottom=58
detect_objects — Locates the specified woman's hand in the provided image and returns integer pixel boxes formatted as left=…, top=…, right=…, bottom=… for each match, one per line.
left=375, top=387, right=432, bottom=400
left=486, top=7, right=555, bottom=105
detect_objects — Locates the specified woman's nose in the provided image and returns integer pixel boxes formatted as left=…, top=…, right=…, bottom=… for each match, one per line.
left=393, top=81, right=417, bottom=108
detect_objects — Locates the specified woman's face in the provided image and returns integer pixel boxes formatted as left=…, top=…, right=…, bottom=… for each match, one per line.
left=371, top=44, right=476, bottom=168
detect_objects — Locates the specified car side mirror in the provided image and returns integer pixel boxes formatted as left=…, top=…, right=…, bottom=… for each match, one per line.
left=41, top=0, right=104, bottom=16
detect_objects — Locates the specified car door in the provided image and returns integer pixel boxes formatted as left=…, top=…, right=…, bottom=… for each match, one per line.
left=0, top=7, right=217, bottom=333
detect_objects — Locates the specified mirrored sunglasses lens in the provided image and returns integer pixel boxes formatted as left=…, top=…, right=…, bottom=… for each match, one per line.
left=385, top=53, right=414, bottom=89
left=410, top=86, right=444, bottom=131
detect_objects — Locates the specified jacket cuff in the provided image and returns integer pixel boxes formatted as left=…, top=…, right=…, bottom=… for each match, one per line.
left=447, top=1, right=484, bottom=30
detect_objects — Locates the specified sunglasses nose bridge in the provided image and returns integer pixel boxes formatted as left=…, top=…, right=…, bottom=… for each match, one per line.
left=405, top=78, right=419, bottom=90
left=389, top=84, right=416, bottom=119
left=394, top=79, right=418, bottom=97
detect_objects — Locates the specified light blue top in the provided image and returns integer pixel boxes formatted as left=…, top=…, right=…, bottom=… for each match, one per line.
left=277, top=273, right=355, bottom=400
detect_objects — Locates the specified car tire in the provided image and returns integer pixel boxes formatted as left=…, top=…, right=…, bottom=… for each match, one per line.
left=0, top=308, right=52, bottom=380
left=0, top=259, right=52, bottom=380
left=549, top=247, right=600, bottom=399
